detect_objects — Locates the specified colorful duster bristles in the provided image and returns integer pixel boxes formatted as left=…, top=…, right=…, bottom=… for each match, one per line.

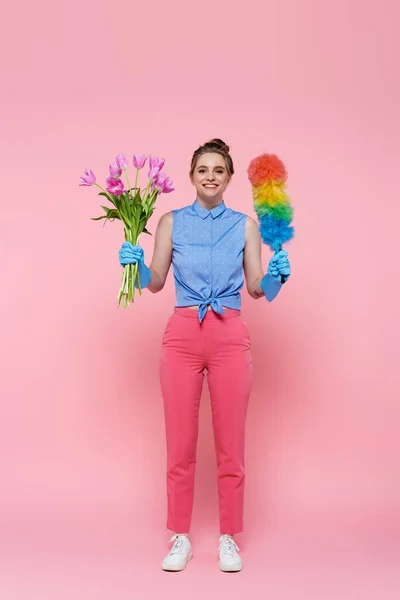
left=247, top=154, right=294, bottom=253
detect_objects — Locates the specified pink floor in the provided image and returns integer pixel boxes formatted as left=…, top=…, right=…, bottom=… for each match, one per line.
left=1, top=528, right=399, bottom=600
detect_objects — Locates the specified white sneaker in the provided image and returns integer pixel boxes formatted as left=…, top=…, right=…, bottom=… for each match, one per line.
left=218, top=534, right=243, bottom=572
left=162, top=534, right=193, bottom=571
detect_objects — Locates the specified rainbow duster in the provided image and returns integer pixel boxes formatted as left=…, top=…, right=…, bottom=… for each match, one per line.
left=247, top=153, right=294, bottom=284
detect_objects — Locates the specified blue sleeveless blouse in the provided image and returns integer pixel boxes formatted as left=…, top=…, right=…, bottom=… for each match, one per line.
left=171, top=199, right=247, bottom=322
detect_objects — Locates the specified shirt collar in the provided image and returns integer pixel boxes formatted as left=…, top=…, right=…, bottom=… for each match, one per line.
left=192, top=199, right=226, bottom=220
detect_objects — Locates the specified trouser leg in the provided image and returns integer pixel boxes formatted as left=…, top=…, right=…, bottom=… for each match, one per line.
left=206, top=312, right=252, bottom=535
left=159, top=311, right=205, bottom=533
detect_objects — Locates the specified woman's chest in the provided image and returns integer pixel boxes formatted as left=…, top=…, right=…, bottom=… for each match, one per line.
left=173, top=216, right=245, bottom=254
left=172, top=219, right=246, bottom=279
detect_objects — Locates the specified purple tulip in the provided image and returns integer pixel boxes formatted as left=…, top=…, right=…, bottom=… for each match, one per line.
left=133, top=154, right=147, bottom=169
left=79, top=169, right=96, bottom=186
left=106, top=175, right=124, bottom=196
left=115, top=153, right=129, bottom=170
left=152, top=171, right=174, bottom=194
left=149, top=155, right=165, bottom=173
left=162, top=176, right=175, bottom=194
left=148, top=167, right=161, bottom=182
left=109, top=161, right=122, bottom=178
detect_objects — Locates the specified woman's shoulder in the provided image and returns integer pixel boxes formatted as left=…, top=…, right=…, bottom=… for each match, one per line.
left=156, top=211, right=173, bottom=231
left=159, top=210, right=173, bottom=221
left=225, top=205, right=251, bottom=220
left=244, top=214, right=258, bottom=227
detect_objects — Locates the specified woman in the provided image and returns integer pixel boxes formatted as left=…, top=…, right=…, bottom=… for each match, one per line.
left=119, top=139, right=290, bottom=572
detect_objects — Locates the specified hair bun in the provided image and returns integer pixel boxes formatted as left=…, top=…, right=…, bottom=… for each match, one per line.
left=207, top=138, right=230, bottom=152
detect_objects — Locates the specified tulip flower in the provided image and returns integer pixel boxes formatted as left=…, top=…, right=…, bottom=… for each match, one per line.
left=153, top=171, right=175, bottom=194
left=79, top=169, right=96, bottom=186
left=148, top=167, right=161, bottom=182
left=106, top=175, right=124, bottom=196
left=109, top=161, right=122, bottom=178
left=163, top=178, right=175, bottom=193
left=133, top=154, right=147, bottom=169
left=115, top=153, right=129, bottom=170
left=149, top=155, right=165, bottom=173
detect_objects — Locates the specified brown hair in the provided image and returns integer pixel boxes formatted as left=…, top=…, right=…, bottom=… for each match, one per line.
left=189, top=138, right=234, bottom=179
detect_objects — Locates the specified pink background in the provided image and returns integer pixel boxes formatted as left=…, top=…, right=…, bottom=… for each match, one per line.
left=1, top=0, right=399, bottom=597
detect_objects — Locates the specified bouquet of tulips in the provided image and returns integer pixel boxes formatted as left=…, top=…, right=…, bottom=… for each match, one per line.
left=79, top=153, right=174, bottom=307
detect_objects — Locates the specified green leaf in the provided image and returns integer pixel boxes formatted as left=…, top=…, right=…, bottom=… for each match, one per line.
left=118, top=201, right=131, bottom=226
left=98, top=191, right=116, bottom=207
left=106, top=209, right=121, bottom=219
left=101, top=205, right=118, bottom=214
left=143, top=227, right=152, bottom=235
left=91, top=208, right=120, bottom=221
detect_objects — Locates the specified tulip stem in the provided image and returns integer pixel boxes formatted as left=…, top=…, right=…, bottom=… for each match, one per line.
left=125, top=170, right=133, bottom=198
left=141, top=181, right=151, bottom=202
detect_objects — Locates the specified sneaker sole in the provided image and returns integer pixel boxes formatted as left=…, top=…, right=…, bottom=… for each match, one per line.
left=218, top=560, right=243, bottom=572
left=162, top=552, right=193, bottom=572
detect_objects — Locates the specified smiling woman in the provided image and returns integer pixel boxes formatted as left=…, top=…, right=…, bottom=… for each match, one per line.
left=189, top=138, right=234, bottom=204
left=190, top=150, right=231, bottom=202
left=118, top=137, right=291, bottom=572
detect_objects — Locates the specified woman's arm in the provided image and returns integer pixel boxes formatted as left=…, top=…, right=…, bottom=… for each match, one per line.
left=243, top=216, right=265, bottom=299
left=147, top=211, right=173, bottom=294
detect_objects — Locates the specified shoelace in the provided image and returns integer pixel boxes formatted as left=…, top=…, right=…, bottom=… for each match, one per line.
left=219, top=534, right=240, bottom=556
left=169, top=534, right=188, bottom=555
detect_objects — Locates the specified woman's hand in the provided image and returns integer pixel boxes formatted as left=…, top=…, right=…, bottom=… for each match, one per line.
left=118, top=242, right=151, bottom=290
left=119, top=242, right=144, bottom=267
left=268, top=249, right=291, bottom=282
left=260, top=250, right=291, bottom=302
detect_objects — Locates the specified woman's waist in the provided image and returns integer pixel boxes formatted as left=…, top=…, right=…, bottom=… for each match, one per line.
left=174, top=306, right=241, bottom=318
left=175, top=295, right=241, bottom=311
left=181, top=304, right=229, bottom=311
left=174, top=288, right=242, bottom=305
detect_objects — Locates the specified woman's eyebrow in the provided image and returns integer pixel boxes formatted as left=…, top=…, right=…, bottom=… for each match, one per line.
left=197, top=165, right=225, bottom=169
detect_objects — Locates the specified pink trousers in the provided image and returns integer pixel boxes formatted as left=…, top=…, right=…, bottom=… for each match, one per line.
left=159, top=307, right=252, bottom=535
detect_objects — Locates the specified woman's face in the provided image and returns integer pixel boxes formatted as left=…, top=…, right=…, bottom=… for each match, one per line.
left=191, top=152, right=231, bottom=203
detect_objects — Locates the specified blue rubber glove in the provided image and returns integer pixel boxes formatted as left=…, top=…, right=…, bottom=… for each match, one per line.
left=260, top=250, right=291, bottom=302
left=268, top=249, right=291, bottom=282
left=118, top=242, right=151, bottom=289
